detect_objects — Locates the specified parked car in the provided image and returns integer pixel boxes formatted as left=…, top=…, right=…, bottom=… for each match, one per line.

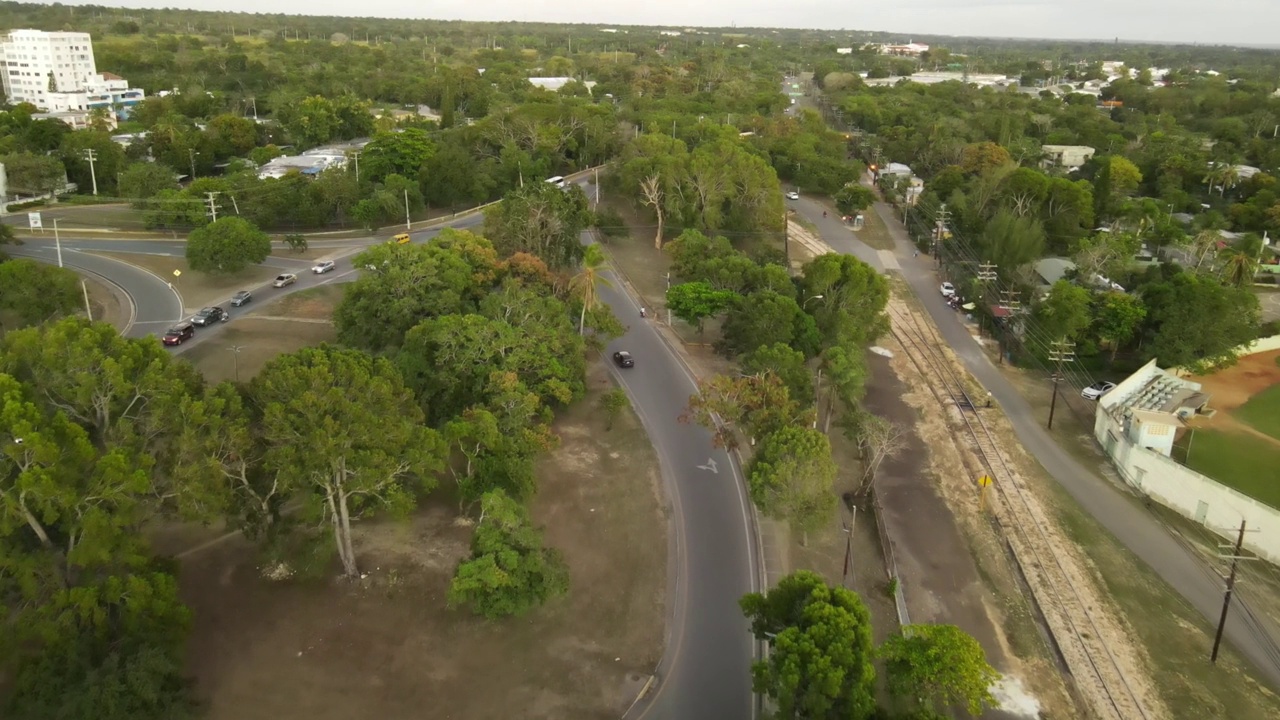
left=273, top=273, right=297, bottom=288
left=940, top=282, right=956, bottom=297
left=612, top=351, right=635, bottom=368
left=786, top=190, right=800, bottom=200
left=390, top=233, right=411, bottom=244
left=312, top=260, right=336, bottom=274
left=231, top=290, right=252, bottom=307
left=1081, top=381, right=1117, bottom=401
left=162, top=322, right=194, bottom=346
left=191, top=306, right=226, bottom=326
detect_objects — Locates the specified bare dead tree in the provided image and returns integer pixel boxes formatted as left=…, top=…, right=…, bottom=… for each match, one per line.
left=640, top=174, right=665, bottom=249
left=857, top=414, right=908, bottom=495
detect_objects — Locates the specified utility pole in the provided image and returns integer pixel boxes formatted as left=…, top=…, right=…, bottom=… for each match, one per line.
left=933, top=203, right=949, bottom=266
left=665, top=273, right=673, bottom=325
left=81, top=280, right=92, bottom=320
left=783, top=211, right=790, bottom=270
left=841, top=506, right=858, bottom=589
left=594, top=168, right=600, bottom=206
left=350, top=151, right=361, bottom=183
left=205, top=192, right=220, bottom=223
left=404, top=188, right=412, bottom=230
left=996, top=290, right=1021, bottom=365
left=54, top=218, right=62, bottom=267
left=977, top=262, right=998, bottom=282
left=1212, top=519, right=1256, bottom=663
left=247, top=96, right=258, bottom=121
left=229, top=345, right=245, bottom=384
left=83, top=148, right=98, bottom=195
left=188, top=148, right=197, bottom=180
left=1046, top=339, right=1076, bottom=430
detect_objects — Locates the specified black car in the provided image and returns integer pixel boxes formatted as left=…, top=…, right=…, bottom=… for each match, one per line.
left=162, top=322, right=194, bottom=346
left=191, top=306, right=227, bottom=326
left=231, top=290, right=252, bottom=307
left=612, top=351, right=634, bottom=368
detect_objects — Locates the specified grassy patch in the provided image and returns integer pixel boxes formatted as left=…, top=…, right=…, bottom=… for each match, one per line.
left=257, top=285, right=346, bottom=321
left=1233, top=384, right=1280, bottom=442
left=1183, top=428, right=1280, bottom=508
left=91, top=251, right=280, bottom=312
left=1046, top=472, right=1280, bottom=720
left=852, top=201, right=897, bottom=251
left=181, top=319, right=336, bottom=384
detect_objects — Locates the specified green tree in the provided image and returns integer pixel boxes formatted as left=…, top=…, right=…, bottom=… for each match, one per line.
left=742, top=342, right=814, bottom=408
left=59, top=130, right=127, bottom=195
left=286, top=95, right=340, bottom=147
left=740, top=570, right=877, bottom=720
left=747, top=425, right=838, bottom=543
left=362, top=128, right=435, bottom=183
left=185, top=216, right=271, bottom=274
left=335, top=236, right=490, bottom=353
left=1094, top=291, right=1147, bottom=360
left=601, top=388, right=629, bottom=430
left=251, top=346, right=444, bottom=577
left=722, top=290, right=822, bottom=357
left=420, top=141, right=485, bottom=211
left=0, top=223, right=16, bottom=246
left=1033, top=280, right=1094, bottom=343
left=0, top=259, right=81, bottom=331
left=879, top=624, right=1000, bottom=717
left=834, top=182, right=875, bottom=215
left=683, top=372, right=812, bottom=449
left=448, top=489, right=569, bottom=618
left=1140, top=271, right=1261, bottom=371
left=569, top=244, right=612, bottom=335
left=483, top=180, right=591, bottom=269
left=798, top=253, right=890, bottom=348
left=979, top=209, right=1047, bottom=283
left=665, top=281, right=737, bottom=333
left=119, top=162, right=179, bottom=204
left=284, top=233, right=308, bottom=253
left=1, top=152, right=66, bottom=200
left=141, top=188, right=208, bottom=230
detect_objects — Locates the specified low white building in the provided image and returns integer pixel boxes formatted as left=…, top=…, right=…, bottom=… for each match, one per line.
left=1041, top=145, right=1096, bottom=171
left=880, top=42, right=929, bottom=57
left=528, top=77, right=596, bottom=93
left=33, top=108, right=116, bottom=131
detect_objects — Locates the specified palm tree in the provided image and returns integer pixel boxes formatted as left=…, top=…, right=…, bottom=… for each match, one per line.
left=569, top=244, right=613, bottom=335
left=1220, top=234, right=1264, bottom=288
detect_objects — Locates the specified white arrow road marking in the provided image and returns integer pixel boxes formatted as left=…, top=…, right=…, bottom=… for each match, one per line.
left=697, top=458, right=719, bottom=474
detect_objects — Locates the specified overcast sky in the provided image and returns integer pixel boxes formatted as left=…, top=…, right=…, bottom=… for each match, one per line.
left=64, top=1, right=1268, bottom=47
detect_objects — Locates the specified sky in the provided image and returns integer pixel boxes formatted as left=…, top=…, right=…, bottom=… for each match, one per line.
left=61, top=1, right=1271, bottom=47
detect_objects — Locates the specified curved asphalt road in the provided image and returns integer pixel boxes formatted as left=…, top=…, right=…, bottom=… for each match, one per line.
left=7, top=183, right=763, bottom=718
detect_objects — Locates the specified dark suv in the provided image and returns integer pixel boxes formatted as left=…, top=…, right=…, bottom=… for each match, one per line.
left=191, top=306, right=227, bottom=326
left=162, top=322, right=194, bottom=346
left=612, top=351, right=635, bottom=368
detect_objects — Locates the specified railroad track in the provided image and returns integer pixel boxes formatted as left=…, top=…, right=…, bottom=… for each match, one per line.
left=886, top=302, right=1154, bottom=720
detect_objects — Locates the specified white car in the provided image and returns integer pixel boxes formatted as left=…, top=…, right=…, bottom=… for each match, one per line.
left=1081, top=381, right=1116, bottom=401
left=940, top=282, right=956, bottom=298
left=312, top=260, right=336, bottom=274
left=786, top=191, right=800, bottom=200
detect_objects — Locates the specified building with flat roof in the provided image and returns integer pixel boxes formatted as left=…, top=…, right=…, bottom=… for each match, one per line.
left=0, top=29, right=144, bottom=118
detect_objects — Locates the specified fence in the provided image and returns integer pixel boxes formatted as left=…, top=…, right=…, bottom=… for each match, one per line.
left=1095, top=406, right=1280, bottom=563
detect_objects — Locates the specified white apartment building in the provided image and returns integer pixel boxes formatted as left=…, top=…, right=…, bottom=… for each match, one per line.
left=0, top=29, right=144, bottom=120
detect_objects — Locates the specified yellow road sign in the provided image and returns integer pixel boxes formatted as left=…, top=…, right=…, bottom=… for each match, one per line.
left=977, top=475, right=993, bottom=487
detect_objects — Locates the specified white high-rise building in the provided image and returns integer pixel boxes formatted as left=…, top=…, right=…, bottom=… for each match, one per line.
left=0, top=29, right=143, bottom=119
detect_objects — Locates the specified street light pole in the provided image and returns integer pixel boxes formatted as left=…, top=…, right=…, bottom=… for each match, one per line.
left=229, top=345, right=245, bottom=384
left=54, top=218, right=63, bottom=267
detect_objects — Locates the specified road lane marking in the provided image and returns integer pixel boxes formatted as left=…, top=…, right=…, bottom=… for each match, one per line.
left=697, top=458, right=719, bottom=474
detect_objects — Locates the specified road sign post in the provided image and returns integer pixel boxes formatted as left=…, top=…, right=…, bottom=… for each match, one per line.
left=977, top=474, right=993, bottom=511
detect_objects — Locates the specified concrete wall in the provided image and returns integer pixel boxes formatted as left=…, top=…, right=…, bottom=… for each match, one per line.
left=1095, top=405, right=1280, bottom=563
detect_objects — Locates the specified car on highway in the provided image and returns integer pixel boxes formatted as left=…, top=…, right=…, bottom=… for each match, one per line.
left=191, top=306, right=227, bottom=326
left=940, top=282, right=956, bottom=297
left=312, top=260, right=336, bottom=274
left=231, top=290, right=252, bottom=307
left=390, top=233, right=411, bottom=244
left=786, top=190, right=800, bottom=200
left=612, top=351, right=635, bottom=368
left=1081, top=381, right=1117, bottom=401
left=162, top=322, right=194, bottom=346
left=273, top=273, right=297, bottom=288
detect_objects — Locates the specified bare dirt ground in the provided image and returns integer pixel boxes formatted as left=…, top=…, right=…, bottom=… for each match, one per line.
left=80, top=272, right=130, bottom=330
left=259, top=285, right=347, bottom=321
left=1189, top=348, right=1280, bottom=413
left=90, top=251, right=280, bottom=312
left=172, top=362, right=667, bottom=720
